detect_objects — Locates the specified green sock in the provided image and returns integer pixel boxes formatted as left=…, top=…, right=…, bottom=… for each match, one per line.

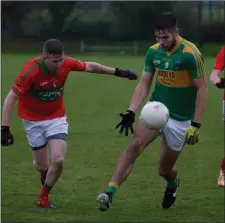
left=44, top=183, right=53, bottom=191
left=107, top=186, right=117, bottom=196
left=107, top=181, right=119, bottom=196
left=167, top=178, right=178, bottom=189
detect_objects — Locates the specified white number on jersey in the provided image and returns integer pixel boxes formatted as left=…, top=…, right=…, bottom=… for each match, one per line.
left=165, top=62, right=169, bottom=69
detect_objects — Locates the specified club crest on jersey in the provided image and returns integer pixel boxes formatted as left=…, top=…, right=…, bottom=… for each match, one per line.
left=17, top=75, right=27, bottom=86
left=175, top=60, right=181, bottom=69
left=18, top=79, right=24, bottom=85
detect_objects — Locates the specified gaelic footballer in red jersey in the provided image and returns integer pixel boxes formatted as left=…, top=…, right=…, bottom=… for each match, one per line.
left=12, top=57, right=88, bottom=121
left=210, top=46, right=225, bottom=188
left=1, top=39, right=138, bottom=208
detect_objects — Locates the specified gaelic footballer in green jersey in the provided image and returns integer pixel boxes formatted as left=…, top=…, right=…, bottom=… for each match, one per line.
left=97, top=12, right=208, bottom=211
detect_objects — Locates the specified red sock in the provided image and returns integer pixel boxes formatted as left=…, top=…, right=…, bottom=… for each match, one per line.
left=39, top=184, right=53, bottom=198
left=221, top=158, right=225, bottom=171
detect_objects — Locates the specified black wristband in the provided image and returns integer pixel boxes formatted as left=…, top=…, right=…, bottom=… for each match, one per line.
left=127, top=110, right=135, bottom=115
left=216, top=78, right=225, bottom=88
left=191, top=121, right=201, bottom=128
left=114, top=68, right=120, bottom=76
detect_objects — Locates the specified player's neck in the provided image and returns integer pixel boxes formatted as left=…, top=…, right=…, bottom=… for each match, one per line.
left=166, top=36, right=182, bottom=55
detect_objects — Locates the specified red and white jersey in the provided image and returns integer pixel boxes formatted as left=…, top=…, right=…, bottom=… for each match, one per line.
left=213, top=47, right=225, bottom=100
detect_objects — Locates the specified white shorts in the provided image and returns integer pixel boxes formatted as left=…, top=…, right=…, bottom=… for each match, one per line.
left=139, top=113, right=191, bottom=151
left=160, top=118, right=191, bottom=151
left=23, top=116, right=69, bottom=150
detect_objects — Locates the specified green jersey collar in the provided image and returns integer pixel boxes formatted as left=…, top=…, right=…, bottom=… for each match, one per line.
left=40, top=58, right=49, bottom=74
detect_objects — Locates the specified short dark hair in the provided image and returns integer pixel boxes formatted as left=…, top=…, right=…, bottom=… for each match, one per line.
left=154, top=12, right=177, bottom=31
left=43, top=39, right=64, bottom=55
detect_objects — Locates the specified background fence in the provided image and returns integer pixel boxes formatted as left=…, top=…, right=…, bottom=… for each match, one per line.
left=2, top=1, right=225, bottom=56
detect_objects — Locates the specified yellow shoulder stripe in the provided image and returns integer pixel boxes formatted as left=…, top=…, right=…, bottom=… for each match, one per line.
left=182, top=40, right=205, bottom=76
left=150, top=43, right=160, bottom=50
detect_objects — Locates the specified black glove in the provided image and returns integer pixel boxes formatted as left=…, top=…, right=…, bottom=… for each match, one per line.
left=114, top=68, right=138, bottom=80
left=1, top=126, right=14, bottom=146
left=216, top=78, right=225, bottom=88
left=116, top=110, right=135, bottom=136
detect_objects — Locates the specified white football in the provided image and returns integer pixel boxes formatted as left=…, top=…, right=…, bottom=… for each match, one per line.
left=140, top=101, right=169, bottom=129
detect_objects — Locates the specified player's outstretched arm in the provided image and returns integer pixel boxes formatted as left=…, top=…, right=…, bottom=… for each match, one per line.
left=84, top=62, right=138, bottom=80
left=1, top=90, right=18, bottom=146
left=66, top=57, right=138, bottom=80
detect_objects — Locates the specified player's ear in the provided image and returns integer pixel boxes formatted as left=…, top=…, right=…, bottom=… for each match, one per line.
left=175, top=28, right=179, bottom=35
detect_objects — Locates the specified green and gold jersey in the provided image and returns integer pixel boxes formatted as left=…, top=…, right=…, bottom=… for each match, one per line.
left=144, top=36, right=205, bottom=121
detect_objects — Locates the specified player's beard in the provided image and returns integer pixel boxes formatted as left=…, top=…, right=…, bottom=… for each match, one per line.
left=167, top=37, right=177, bottom=52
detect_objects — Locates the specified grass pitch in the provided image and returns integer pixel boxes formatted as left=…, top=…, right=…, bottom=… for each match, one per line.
left=1, top=54, right=224, bottom=222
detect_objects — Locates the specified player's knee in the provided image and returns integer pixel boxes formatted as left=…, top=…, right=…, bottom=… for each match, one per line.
left=52, top=157, right=65, bottom=169
left=35, top=161, right=48, bottom=172
left=127, top=138, right=145, bottom=156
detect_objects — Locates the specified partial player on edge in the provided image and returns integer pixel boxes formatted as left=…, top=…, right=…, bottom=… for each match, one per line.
left=209, top=46, right=225, bottom=188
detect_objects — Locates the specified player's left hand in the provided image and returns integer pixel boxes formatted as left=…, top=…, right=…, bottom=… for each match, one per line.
left=184, top=122, right=201, bottom=145
left=216, top=78, right=225, bottom=88
left=114, top=68, right=138, bottom=80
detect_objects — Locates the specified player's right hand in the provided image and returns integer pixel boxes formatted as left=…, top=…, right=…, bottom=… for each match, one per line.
left=1, top=126, right=14, bottom=146
left=216, top=78, right=225, bottom=88
left=116, top=110, right=135, bottom=136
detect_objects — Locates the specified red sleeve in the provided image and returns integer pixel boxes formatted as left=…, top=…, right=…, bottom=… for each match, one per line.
left=65, top=57, right=86, bottom=71
left=214, top=47, right=225, bottom=70
left=12, top=61, right=38, bottom=96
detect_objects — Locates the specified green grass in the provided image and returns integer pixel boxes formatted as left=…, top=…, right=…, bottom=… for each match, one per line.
left=1, top=54, right=224, bottom=222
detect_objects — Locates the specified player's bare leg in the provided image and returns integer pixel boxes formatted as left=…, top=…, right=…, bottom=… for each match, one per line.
left=97, top=121, right=160, bottom=211
left=33, top=147, right=49, bottom=186
left=159, top=137, right=181, bottom=209
left=218, top=157, right=225, bottom=187
left=37, top=136, right=67, bottom=208
left=46, top=139, right=67, bottom=186
left=33, top=148, right=62, bottom=184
